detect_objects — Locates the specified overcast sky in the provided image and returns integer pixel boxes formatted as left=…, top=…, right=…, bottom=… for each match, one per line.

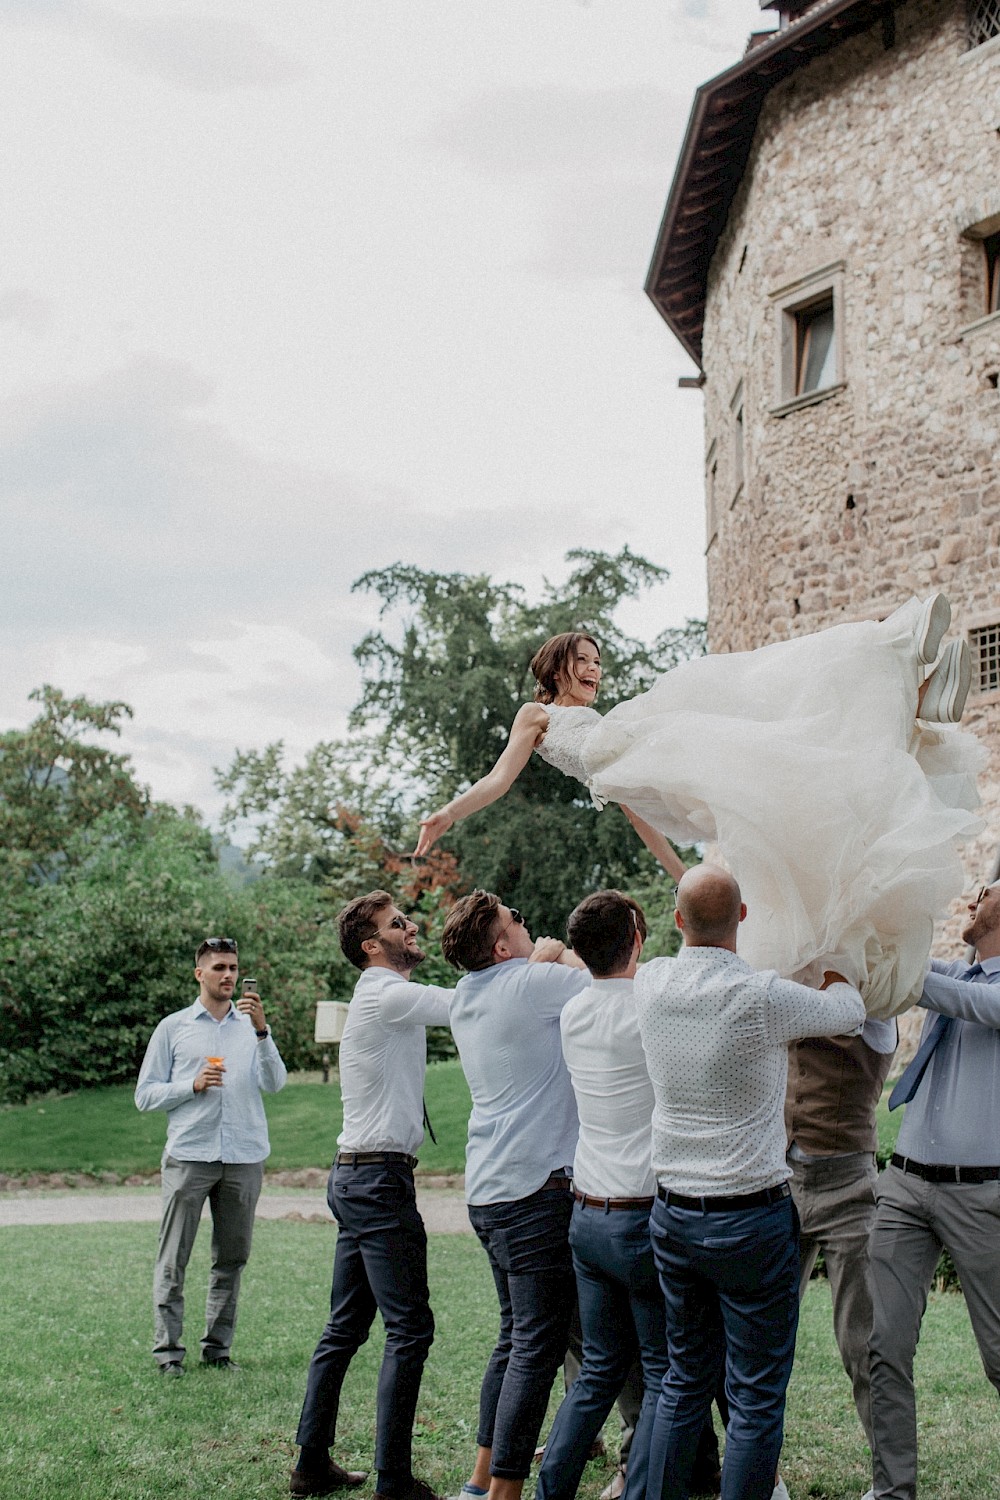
left=1, top=0, right=773, bottom=822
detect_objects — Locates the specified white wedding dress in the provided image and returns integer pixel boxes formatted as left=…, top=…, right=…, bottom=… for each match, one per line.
left=534, top=598, right=983, bottom=1018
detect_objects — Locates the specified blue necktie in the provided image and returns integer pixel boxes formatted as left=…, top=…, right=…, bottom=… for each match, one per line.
left=887, top=964, right=983, bottom=1110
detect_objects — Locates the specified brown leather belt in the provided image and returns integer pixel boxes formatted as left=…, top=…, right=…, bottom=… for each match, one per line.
left=574, top=1191, right=655, bottom=1212
left=657, top=1182, right=791, bottom=1212
left=335, top=1151, right=418, bottom=1170
left=891, top=1153, right=1000, bottom=1184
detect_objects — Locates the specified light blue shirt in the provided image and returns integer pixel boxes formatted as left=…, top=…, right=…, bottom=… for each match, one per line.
left=450, top=958, right=589, bottom=1205
left=135, top=999, right=287, bottom=1163
left=897, top=956, right=1000, bottom=1166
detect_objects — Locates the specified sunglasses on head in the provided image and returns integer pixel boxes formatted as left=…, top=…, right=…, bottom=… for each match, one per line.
left=196, top=937, right=238, bottom=961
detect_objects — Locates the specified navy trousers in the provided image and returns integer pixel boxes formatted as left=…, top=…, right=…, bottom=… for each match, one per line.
left=296, top=1159, right=434, bottom=1484
left=468, top=1184, right=577, bottom=1480
left=646, top=1192, right=800, bottom=1500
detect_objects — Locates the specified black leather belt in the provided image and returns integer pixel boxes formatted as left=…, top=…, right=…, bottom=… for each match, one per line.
left=657, top=1182, right=791, bottom=1212
left=335, top=1151, right=418, bottom=1170
left=541, top=1172, right=573, bottom=1192
left=891, top=1152, right=1000, bottom=1184
left=574, top=1191, right=655, bottom=1212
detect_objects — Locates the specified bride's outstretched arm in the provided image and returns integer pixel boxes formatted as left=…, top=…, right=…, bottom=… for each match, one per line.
left=620, top=805, right=687, bottom=883
left=414, top=702, right=548, bottom=856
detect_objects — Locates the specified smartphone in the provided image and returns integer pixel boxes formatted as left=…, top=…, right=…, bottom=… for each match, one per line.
left=241, top=978, right=258, bottom=996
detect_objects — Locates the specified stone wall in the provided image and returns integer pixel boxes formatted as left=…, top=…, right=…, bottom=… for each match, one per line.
left=698, top=0, right=1000, bottom=960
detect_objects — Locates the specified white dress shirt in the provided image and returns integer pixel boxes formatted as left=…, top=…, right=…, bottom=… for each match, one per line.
left=559, top=977, right=655, bottom=1200
left=338, top=967, right=452, bottom=1156
left=450, top=957, right=588, bottom=1205
left=635, top=946, right=865, bottom=1196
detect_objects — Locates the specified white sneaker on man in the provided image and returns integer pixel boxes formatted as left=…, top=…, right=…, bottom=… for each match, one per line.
left=771, top=1481, right=790, bottom=1500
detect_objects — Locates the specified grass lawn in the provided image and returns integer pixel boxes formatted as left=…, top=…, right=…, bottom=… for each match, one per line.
left=0, top=1061, right=472, bottom=1178
left=0, top=1219, right=995, bottom=1500
left=0, top=1078, right=908, bottom=1183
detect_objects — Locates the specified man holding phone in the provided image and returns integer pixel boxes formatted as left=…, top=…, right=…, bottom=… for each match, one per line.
left=135, top=937, right=287, bottom=1375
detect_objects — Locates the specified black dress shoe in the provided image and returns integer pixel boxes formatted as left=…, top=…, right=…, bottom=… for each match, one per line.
left=159, top=1361, right=185, bottom=1377
left=372, top=1480, right=443, bottom=1500
left=202, top=1356, right=240, bottom=1370
left=290, top=1459, right=369, bottom=1496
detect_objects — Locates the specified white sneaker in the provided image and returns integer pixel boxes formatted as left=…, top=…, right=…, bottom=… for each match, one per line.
left=914, top=593, right=951, bottom=664
left=919, top=638, right=971, bottom=722
left=860, top=1490, right=874, bottom=1500
left=771, top=1481, right=790, bottom=1500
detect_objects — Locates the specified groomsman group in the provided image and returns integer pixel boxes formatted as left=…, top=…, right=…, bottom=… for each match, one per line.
left=286, top=874, right=1000, bottom=1500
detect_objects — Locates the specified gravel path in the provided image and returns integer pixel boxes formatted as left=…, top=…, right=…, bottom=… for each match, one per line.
left=0, top=1182, right=473, bottom=1233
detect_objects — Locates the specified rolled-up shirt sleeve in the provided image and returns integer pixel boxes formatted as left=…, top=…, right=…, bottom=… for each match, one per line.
left=255, top=1034, right=288, bottom=1093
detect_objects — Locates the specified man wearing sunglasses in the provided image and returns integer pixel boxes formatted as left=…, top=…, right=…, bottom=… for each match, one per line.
left=869, top=878, right=1000, bottom=1500
left=291, top=891, right=453, bottom=1500
left=135, top=937, right=287, bottom=1376
left=441, top=891, right=588, bottom=1500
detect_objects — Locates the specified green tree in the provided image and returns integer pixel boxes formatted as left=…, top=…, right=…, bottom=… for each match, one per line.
left=0, top=686, right=149, bottom=883
left=350, top=548, right=705, bottom=932
left=0, top=804, right=366, bottom=1103
left=216, top=737, right=406, bottom=884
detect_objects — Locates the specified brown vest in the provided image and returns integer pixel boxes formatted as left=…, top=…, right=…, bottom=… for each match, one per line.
left=784, top=1033, right=894, bottom=1156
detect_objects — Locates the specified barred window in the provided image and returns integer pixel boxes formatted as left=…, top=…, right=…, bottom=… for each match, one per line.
left=968, top=0, right=1000, bottom=48
left=970, top=622, right=1000, bottom=694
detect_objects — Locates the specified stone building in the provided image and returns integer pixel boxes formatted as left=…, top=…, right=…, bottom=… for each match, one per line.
left=647, top=0, right=1000, bottom=895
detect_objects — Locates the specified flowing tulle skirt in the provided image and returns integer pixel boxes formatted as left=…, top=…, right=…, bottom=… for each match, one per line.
left=582, top=599, right=983, bottom=1016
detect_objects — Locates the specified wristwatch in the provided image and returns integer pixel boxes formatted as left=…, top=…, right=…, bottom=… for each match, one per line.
left=255, top=1027, right=269, bottom=1039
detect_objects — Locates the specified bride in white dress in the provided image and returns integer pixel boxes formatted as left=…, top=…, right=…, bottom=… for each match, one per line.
left=414, top=597, right=982, bottom=1017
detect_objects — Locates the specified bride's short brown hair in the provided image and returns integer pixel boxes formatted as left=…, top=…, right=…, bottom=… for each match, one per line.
left=530, top=631, right=600, bottom=704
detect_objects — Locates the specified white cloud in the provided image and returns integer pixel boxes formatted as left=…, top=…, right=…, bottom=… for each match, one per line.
left=0, top=0, right=773, bottom=823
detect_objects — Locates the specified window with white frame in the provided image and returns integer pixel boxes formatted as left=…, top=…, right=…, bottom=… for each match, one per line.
left=970, top=622, right=1000, bottom=694
left=770, top=262, right=845, bottom=409
left=968, top=0, right=1000, bottom=48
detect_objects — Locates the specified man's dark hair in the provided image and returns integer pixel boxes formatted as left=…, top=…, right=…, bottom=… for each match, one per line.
left=441, top=889, right=503, bottom=973
left=567, top=890, right=646, bottom=977
left=338, top=890, right=394, bottom=970
left=195, top=937, right=238, bottom=964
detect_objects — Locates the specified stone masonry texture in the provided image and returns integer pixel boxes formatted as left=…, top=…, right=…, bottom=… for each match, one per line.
left=695, top=0, right=1000, bottom=982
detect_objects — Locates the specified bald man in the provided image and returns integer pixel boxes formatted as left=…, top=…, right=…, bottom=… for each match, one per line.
left=635, top=866, right=866, bottom=1500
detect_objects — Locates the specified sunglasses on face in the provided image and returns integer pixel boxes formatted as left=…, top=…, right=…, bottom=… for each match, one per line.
left=495, top=908, right=525, bottom=944
left=375, top=914, right=413, bottom=936
left=974, top=886, right=994, bottom=907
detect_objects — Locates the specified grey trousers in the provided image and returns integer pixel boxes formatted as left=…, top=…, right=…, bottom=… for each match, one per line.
left=788, top=1151, right=878, bottom=1446
left=869, top=1164, right=1000, bottom=1499
left=153, top=1156, right=265, bottom=1366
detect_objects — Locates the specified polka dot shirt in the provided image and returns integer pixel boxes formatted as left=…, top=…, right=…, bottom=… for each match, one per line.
left=634, top=945, right=865, bottom=1196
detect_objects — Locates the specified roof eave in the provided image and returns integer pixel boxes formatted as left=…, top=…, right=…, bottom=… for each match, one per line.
left=645, top=0, right=893, bottom=370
